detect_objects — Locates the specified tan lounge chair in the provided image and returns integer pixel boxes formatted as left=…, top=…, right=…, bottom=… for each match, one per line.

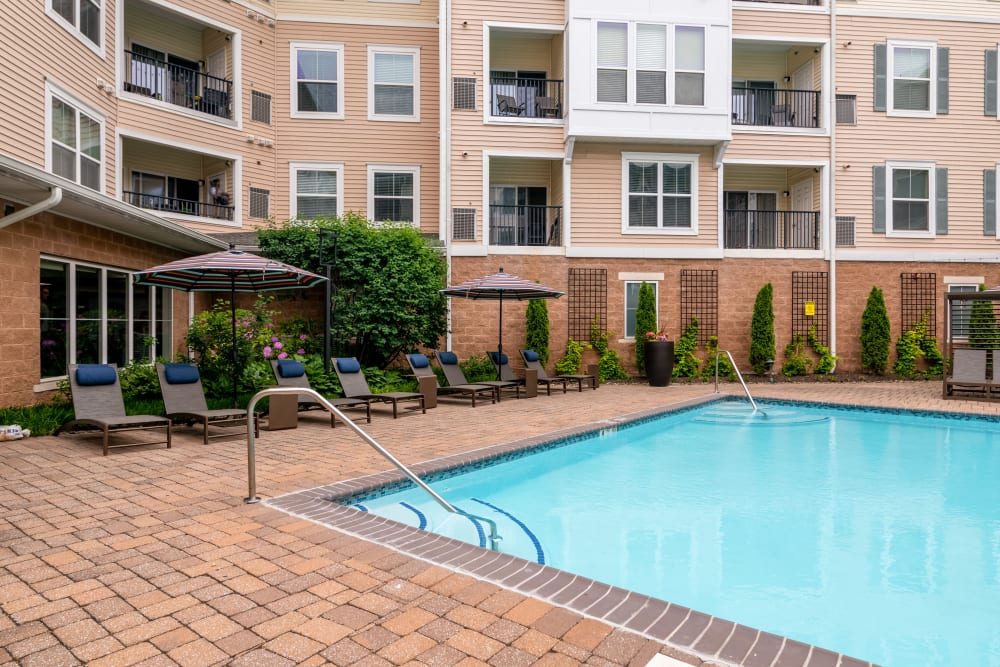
left=943, top=348, right=991, bottom=398
left=157, top=362, right=250, bottom=444
left=334, top=357, right=425, bottom=418
left=405, top=353, right=495, bottom=407
left=520, top=349, right=597, bottom=392
left=487, top=351, right=570, bottom=395
left=270, top=359, right=370, bottom=427
left=435, top=351, right=521, bottom=401
left=57, top=363, right=171, bottom=456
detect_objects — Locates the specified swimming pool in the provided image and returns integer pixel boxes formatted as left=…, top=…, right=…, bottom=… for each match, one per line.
left=339, top=401, right=1000, bottom=667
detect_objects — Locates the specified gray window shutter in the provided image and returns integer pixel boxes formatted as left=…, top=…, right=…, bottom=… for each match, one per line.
left=935, top=168, right=948, bottom=235
left=986, top=50, right=998, bottom=117
left=936, top=48, right=949, bottom=114
left=985, top=169, right=996, bottom=235
left=872, top=165, right=886, bottom=233
left=874, top=43, right=887, bottom=112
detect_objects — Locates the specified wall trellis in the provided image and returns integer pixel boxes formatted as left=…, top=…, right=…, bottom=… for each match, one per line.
left=567, top=268, right=607, bottom=343
left=679, top=270, right=718, bottom=345
left=792, top=271, right=829, bottom=344
left=901, top=272, right=937, bottom=337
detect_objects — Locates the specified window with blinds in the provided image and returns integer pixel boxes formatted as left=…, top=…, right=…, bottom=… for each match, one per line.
left=674, top=26, right=705, bottom=106
left=370, top=47, right=418, bottom=119
left=624, top=153, right=697, bottom=230
left=636, top=24, right=666, bottom=104
left=293, top=167, right=340, bottom=220
left=597, top=22, right=627, bottom=103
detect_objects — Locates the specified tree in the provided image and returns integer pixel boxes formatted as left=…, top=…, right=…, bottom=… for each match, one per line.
left=860, top=286, right=890, bottom=373
left=525, top=298, right=551, bottom=366
left=749, top=283, right=775, bottom=375
left=968, top=284, right=1000, bottom=349
left=258, top=213, right=448, bottom=369
left=634, top=282, right=658, bottom=373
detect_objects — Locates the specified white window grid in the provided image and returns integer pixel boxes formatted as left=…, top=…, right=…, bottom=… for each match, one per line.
left=368, top=164, right=420, bottom=225
left=46, top=84, right=104, bottom=192
left=885, top=161, right=936, bottom=238
left=47, top=0, right=103, bottom=53
left=621, top=152, right=698, bottom=234
left=887, top=40, right=936, bottom=118
left=368, top=46, right=420, bottom=121
left=290, top=162, right=343, bottom=220
left=291, top=42, right=345, bottom=119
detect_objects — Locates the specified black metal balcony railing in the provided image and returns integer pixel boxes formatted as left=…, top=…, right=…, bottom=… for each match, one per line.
left=731, top=87, right=820, bottom=128
left=724, top=210, right=820, bottom=250
left=124, top=50, right=233, bottom=120
left=489, top=205, right=562, bottom=246
left=490, top=78, right=564, bottom=119
left=738, top=0, right=821, bottom=5
left=125, top=191, right=234, bottom=221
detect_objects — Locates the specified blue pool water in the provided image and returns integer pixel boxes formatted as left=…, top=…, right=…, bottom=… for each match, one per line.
left=352, top=401, right=1000, bottom=667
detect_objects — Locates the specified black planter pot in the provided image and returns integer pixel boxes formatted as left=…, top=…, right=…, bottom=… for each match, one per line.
left=644, top=340, right=674, bottom=387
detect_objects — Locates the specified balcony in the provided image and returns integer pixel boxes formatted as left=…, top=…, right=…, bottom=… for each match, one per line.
left=490, top=77, right=564, bottom=120
left=732, top=87, right=819, bottom=128
left=124, top=50, right=232, bottom=120
left=723, top=210, right=820, bottom=249
left=124, top=191, right=234, bottom=221
left=489, top=205, right=562, bottom=246
left=738, top=0, right=821, bottom=4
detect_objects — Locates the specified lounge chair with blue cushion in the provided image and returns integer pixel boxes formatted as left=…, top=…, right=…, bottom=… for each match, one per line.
left=58, top=363, right=171, bottom=456
left=405, top=353, right=495, bottom=407
left=334, top=357, right=425, bottom=418
left=520, top=349, right=597, bottom=392
left=270, top=359, right=370, bottom=427
left=487, top=351, right=570, bottom=395
left=157, top=362, right=250, bottom=444
left=435, top=351, right=521, bottom=400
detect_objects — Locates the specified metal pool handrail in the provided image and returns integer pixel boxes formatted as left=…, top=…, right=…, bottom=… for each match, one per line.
left=243, top=386, right=502, bottom=551
left=714, top=350, right=759, bottom=412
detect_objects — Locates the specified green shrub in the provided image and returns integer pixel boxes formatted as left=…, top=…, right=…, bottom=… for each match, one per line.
left=672, top=316, right=702, bottom=378
left=0, top=402, right=74, bottom=437
left=634, top=282, right=658, bottom=373
left=589, top=315, right=609, bottom=356
left=555, top=339, right=586, bottom=375
left=893, top=315, right=943, bottom=378
left=702, top=336, right=736, bottom=381
left=118, top=361, right=163, bottom=401
left=808, top=327, right=838, bottom=374
left=860, top=286, right=890, bottom=373
left=525, top=299, right=551, bottom=366
left=968, top=285, right=1000, bottom=349
left=781, top=334, right=810, bottom=377
left=461, top=355, right=500, bottom=383
left=597, top=348, right=630, bottom=382
left=749, top=283, right=775, bottom=375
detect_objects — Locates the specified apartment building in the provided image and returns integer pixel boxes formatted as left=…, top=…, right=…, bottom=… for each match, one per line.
left=2, top=0, right=999, bottom=406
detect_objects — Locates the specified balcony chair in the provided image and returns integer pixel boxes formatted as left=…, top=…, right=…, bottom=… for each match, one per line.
left=497, top=94, right=526, bottom=117
left=535, top=96, right=560, bottom=118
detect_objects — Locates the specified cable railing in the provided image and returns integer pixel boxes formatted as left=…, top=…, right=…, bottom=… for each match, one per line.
left=243, top=387, right=502, bottom=551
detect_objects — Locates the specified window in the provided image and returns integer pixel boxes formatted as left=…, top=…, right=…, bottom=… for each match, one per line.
left=597, top=22, right=705, bottom=106
left=873, top=162, right=946, bottom=237
left=48, top=87, right=102, bottom=191
left=368, top=165, right=419, bottom=225
left=39, top=258, right=170, bottom=380
left=891, top=168, right=929, bottom=231
left=625, top=281, right=657, bottom=339
left=291, top=163, right=342, bottom=220
left=369, top=46, right=419, bottom=120
left=948, top=284, right=979, bottom=339
left=292, top=43, right=344, bottom=118
left=622, top=153, right=697, bottom=233
left=48, top=0, right=101, bottom=49
left=251, top=91, right=272, bottom=124
left=875, top=41, right=947, bottom=117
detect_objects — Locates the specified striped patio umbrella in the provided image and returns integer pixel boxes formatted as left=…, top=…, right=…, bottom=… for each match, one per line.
left=441, top=268, right=563, bottom=379
left=135, top=246, right=326, bottom=406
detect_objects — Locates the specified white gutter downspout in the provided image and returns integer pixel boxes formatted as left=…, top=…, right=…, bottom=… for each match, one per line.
left=0, top=187, right=63, bottom=229
left=440, top=0, right=454, bottom=351
left=828, top=0, right=838, bottom=368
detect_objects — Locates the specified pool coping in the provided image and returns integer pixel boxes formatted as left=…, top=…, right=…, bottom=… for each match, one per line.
left=265, top=394, right=878, bottom=667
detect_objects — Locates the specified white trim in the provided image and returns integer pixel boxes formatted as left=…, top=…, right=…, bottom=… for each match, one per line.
left=449, top=245, right=488, bottom=257
left=621, top=152, right=699, bottom=235
left=944, top=276, right=985, bottom=285
left=368, top=45, right=420, bottom=122
left=289, top=161, right=344, bottom=221
left=567, top=246, right=724, bottom=259
left=733, top=1, right=828, bottom=14
left=277, top=15, right=438, bottom=29
left=46, top=0, right=105, bottom=58
left=367, top=163, right=421, bottom=226
left=886, top=40, right=937, bottom=118
left=724, top=157, right=828, bottom=167
left=995, top=163, right=1000, bottom=240
left=485, top=245, right=564, bottom=256
left=885, top=160, right=936, bottom=239
left=618, top=272, right=664, bottom=281
left=837, top=8, right=1000, bottom=25
left=835, top=250, right=1000, bottom=262
left=290, top=41, right=345, bottom=120
left=45, top=81, right=106, bottom=194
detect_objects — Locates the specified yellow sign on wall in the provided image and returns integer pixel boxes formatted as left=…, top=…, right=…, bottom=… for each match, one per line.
left=804, top=301, right=816, bottom=317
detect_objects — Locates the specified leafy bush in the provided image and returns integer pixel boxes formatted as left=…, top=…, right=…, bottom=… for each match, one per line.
left=781, top=334, right=810, bottom=377
left=462, top=354, right=501, bottom=383
left=968, top=285, right=1000, bottom=348
left=555, top=339, right=586, bottom=375
left=702, top=336, right=737, bottom=381
left=673, top=316, right=701, bottom=378
left=362, top=366, right=417, bottom=393
left=0, top=402, right=74, bottom=437
left=597, top=348, right=630, bottom=382
left=634, top=282, right=658, bottom=373
left=525, top=299, right=551, bottom=366
left=860, top=286, right=890, bottom=373
left=589, top=316, right=609, bottom=356
left=808, top=327, right=837, bottom=374
left=749, top=283, right=775, bottom=375
left=893, top=315, right=943, bottom=378
left=118, top=361, right=162, bottom=401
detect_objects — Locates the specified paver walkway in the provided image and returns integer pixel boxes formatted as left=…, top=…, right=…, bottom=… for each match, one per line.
left=1, top=380, right=995, bottom=666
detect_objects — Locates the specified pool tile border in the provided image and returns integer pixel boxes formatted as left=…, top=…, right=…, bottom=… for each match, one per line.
left=265, top=394, right=879, bottom=667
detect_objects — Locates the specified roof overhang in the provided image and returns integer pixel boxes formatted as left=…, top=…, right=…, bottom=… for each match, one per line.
left=0, top=154, right=228, bottom=255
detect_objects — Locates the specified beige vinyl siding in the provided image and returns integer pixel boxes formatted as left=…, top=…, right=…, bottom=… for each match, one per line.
left=277, top=0, right=438, bottom=24
left=835, top=16, right=1000, bottom=252
left=491, top=34, right=555, bottom=75
left=273, top=21, right=439, bottom=231
left=727, top=134, right=830, bottom=161
left=838, top=2, right=1000, bottom=20
left=733, top=8, right=830, bottom=37
left=569, top=143, right=719, bottom=248
left=489, top=159, right=553, bottom=186
left=454, top=0, right=565, bottom=28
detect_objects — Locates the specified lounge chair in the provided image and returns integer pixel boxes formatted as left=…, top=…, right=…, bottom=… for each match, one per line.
left=405, top=353, right=495, bottom=407
left=435, top=351, right=521, bottom=401
left=57, top=363, right=171, bottom=456
left=488, top=351, right=570, bottom=395
left=334, top=357, right=425, bottom=418
left=157, top=362, right=250, bottom=444
left=521, top=349, right=597, bottom=392
left=943, top=348, right=991, bottom=398
left=270, top=359, right=370, bottom=427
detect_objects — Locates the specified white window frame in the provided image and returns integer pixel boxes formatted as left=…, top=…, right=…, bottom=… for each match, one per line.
left=45, top=83, right=104, bottom=192
left=367, top=164, right=420, bottom=226
left=594, top=22, right=707, bottom=108
left=673, top=25, right=705, bottom=107
left=885, top=160, right=936, bottom=239
left=621, top=152, right=698, bottom=235
left=46, top=0, right=104, bottom=55
left=887, top=39, right=936, bottom=118
left=624, top=281, right=658, bottom=340
left=368, top=45, right=420, bottom=122
left=289, top=161, right=344, bottom=220
left=291, top=41, right=345, bottom=119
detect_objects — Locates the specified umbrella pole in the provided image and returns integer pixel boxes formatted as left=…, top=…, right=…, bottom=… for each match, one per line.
left=496, top=294, right=503, bottom=380
left=230, top=281, right=238, bottom=409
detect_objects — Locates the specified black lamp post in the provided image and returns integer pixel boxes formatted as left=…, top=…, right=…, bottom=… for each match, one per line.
left=319, top=229, right=339, bottom=374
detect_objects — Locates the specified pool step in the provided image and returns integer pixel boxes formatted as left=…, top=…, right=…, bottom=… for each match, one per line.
left=693, top=403, right=829, bottom=425
left=354, top=498, right=545, bottom=564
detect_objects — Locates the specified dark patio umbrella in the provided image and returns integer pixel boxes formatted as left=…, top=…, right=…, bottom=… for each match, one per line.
left=134, top=245, right=326, bottom=407
left=441, top=268, right=564, bottom=379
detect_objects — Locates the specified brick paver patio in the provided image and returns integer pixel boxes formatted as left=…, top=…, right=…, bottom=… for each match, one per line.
left=1, top=380, right=996, bottom=666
